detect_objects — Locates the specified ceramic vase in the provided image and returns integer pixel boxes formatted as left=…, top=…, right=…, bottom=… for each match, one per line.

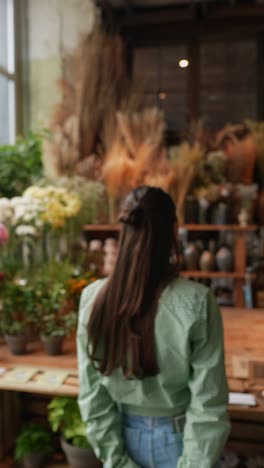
left=184, top=243, right=199, bottom=270
left=216, top=246, right=233, bottom=272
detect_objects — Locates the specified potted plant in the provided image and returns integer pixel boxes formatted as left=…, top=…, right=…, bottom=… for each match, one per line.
left=14, top=423, right=53, bottom=468
left=48, top=396, right=101, bottom=468
left=0, top=279, right=36, bottom=354
left=35, top=280, right=77, bottom=355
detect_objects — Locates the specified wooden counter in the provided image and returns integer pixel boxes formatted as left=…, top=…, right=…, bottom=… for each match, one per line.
left=0, top=307, right=264, bottom=459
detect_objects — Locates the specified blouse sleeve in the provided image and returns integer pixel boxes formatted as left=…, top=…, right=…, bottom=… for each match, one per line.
left=177, top=290, right=230, bottom=468
left=77, top=284, right=139, bottom=468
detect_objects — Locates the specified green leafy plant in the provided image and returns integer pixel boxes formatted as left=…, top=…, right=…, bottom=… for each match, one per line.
left=35, top=279, right=77, bottom=337
left=14, top=423, right=53, bottom=461
left=48, top=397, right=90, bottom=448
left=0, top=130, right=45, bottom=198
left=0, top=280, right=37, bottom=335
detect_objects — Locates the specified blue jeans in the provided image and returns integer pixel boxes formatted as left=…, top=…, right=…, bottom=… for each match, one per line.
left=122, top=413, right=221, bottom=468
left=122, top=413, right=184, bottom=467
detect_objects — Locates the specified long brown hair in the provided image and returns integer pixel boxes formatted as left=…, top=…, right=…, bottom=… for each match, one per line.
left=88, top=186, right=179, bottom=378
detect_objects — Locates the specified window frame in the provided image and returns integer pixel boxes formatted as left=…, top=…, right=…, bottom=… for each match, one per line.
left=0, top=0, right=23, bottom=144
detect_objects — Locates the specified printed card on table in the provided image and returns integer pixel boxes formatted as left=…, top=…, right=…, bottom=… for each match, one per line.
left=3, top=367, right=38, bottom=383
left=37, top=370, right=69, bottom=387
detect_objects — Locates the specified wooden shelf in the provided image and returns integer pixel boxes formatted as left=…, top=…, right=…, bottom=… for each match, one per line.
left=180, top=224, right=258, bottom=232
left=181, top=271, right=256, bottom=279
left=83, top=223, right=258, bottom=232
left=83, top=224, right=120, bottom=231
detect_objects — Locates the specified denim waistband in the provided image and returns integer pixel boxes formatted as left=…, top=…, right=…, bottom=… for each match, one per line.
left=122, top=412, right=186, bottom=434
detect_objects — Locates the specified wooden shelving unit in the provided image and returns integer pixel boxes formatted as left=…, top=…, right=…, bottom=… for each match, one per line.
left=181, top=271, right=256, bottom=279
left=83, top=224, right=258, bottom=232
left=83, top=223, right=258, bottom=307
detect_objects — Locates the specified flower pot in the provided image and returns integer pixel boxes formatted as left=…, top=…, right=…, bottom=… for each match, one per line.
left=5, top=334, right=28, bottom=355
left=23, top=452, right=47, bottom=468
left=40, top=335, right=64, bottom=356
left=61, top=437, right=102, bottom=468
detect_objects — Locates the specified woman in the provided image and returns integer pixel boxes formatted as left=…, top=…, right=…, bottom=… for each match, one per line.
left=77, top=186, right=230, bottom=468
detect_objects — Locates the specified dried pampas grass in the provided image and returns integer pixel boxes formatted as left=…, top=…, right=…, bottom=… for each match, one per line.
left=102, top=107, right=173, bottom=207
left=42, top=27, right=145, bottom=181
left=169, top=142, right=204, bottom=223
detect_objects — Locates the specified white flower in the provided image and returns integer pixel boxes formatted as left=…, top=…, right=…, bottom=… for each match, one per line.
left=16, top=225, right=38, bottom=237
left=0, top=198, right=13, bottom=224
left=15, top=278, right=27, bottom=286
left=11, top=196, right=42, bottom=226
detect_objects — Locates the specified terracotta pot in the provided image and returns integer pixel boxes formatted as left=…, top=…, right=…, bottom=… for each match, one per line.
left=5, top=334, right=28, bottom=355
left=61, top=437, right=102, bottom=468
left=41, top=335, right=64, bottom=356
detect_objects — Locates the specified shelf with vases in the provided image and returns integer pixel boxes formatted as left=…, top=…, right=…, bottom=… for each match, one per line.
left=83, top=223, right=258, bottom=232
left=83, top=224, right=121, bottom=232
left=180, top=271, right=256, bottom=279
left=82, top=223, right=258, bottom=308
left=179, top=224, right=258, bottom=232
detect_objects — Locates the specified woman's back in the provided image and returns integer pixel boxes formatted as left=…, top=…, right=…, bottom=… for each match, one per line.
left=78, top=277, right=227, bottom=418
left=77, top=186, right=230, bottom=468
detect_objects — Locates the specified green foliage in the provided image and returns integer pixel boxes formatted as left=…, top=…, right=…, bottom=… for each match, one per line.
left=0, top=130, right=45, bottom=198
left=14, top=423, right=53, bottom=461
left=28, top=261, right=79, bottom=337
left=0, top=280, right=37, bottom=335
left=48, top=397, right=90, bottom=448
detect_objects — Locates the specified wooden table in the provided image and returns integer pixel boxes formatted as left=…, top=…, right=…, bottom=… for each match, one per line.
left=0, top=307, right=264, bottom=460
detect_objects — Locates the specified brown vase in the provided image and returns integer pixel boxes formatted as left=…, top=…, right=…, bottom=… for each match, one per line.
left=199, top=251, right=215, bottom=272
left=184, top=243, right=199, bottom=270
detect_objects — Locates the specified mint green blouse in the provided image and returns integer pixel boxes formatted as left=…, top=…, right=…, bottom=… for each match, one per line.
left=77, top=277, right=230, bottom=468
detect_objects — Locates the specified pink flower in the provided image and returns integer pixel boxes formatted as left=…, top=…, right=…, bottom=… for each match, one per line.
left=0, top=223, right=9, bottom=244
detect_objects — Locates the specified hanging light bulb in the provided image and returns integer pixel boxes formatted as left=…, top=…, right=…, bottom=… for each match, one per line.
left=179, top=59, right=189, bottom=68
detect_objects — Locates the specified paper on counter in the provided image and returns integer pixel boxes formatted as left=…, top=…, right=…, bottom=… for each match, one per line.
left=2, top=366, right=38, bottom=383
left=229, top=392, right=257, bottom=406
left=37, top=370, right=68, bottom=387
